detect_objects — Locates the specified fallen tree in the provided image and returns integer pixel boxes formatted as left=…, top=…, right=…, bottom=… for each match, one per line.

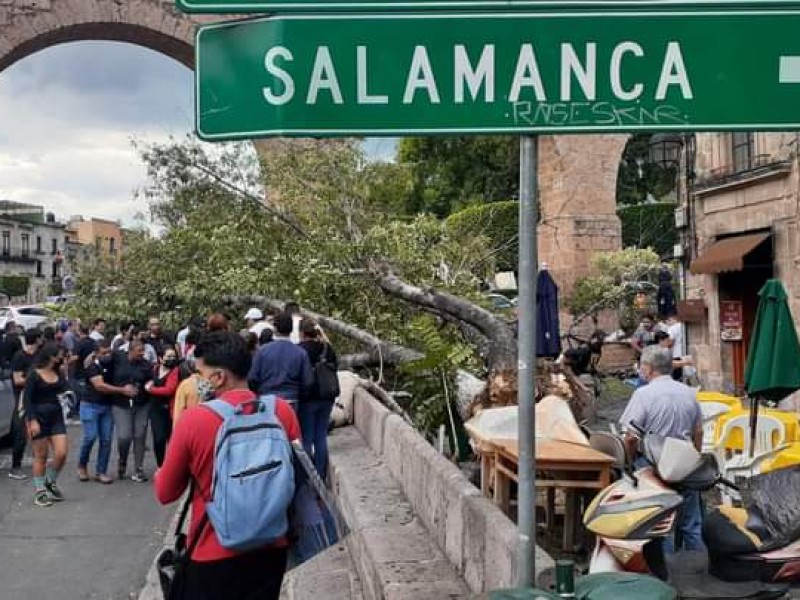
left=72, top=138, right=527, bottom=437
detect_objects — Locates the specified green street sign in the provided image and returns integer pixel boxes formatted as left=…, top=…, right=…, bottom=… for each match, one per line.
left=196, top=9, right=800, bottom=140
left=178, top=0, right=800, bottom=13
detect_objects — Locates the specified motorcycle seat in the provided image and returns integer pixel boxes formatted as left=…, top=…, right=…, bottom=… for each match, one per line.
left=704, top=506, right=771, bottom=556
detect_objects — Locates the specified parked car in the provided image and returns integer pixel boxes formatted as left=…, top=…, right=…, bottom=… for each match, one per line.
left=0, top=305, right=52, bottom=332
left=485, top=293, right=515, bottom=311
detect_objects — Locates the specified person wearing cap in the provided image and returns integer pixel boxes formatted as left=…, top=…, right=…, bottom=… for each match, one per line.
left=244, top=308, right=273, bottom=338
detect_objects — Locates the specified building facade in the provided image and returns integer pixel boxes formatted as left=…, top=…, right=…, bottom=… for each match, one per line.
left=682, top=132, right=799, bottom=393
left=65, top=217, right=124, bottom=263
left=0, top=201, right=67, bottom=303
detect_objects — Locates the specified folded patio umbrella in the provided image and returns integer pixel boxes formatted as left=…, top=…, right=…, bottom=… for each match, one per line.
left=744, top=280, right=800, bottom=457
left=537, top=268, right=561, bottom=358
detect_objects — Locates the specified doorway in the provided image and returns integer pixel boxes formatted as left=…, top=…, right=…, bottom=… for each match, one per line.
left=717, top=233, right=773, bottom=393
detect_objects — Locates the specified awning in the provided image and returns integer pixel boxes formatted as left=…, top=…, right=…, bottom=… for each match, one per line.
left=690, top=232, right=771, bottom=275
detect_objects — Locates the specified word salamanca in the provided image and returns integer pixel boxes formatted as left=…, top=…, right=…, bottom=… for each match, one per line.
left=262, top=42, right=693, bottom=106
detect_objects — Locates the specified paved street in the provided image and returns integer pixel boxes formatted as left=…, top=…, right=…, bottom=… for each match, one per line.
left=0, top=423, right=172, bottom=600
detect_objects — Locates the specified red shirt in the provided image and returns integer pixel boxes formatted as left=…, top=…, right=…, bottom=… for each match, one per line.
left=148, top=367, right=180, bottom=415
left=154, top=389, right=301, bottom=562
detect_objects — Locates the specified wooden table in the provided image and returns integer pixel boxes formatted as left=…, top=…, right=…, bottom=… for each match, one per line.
left=487, top=438, right=614, bottom=550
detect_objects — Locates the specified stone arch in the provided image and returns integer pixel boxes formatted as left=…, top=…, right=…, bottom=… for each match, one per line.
left=0, top=1, right=218, bottom=72
left=537, top=134, right=629, bottom=298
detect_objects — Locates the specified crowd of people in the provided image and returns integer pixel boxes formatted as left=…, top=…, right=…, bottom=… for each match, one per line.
left=0, top=304, right=339, bottom=521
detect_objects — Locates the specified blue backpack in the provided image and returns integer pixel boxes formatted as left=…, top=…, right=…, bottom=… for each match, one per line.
left=203, top=396, right=295, bottom=551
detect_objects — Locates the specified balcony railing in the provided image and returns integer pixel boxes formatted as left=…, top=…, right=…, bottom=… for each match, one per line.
left=0, top=252, right=36, bottom=264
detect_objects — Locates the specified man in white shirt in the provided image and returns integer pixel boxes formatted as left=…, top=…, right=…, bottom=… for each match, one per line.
left=89, top=319, right=106, bottom=342
left=661, top=313, right=688, bottom=380
left=244, top=308, right=273, bottom=338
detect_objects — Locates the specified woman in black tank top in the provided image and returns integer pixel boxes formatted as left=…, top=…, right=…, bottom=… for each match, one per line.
left=23, top=343, right=68, bottom=507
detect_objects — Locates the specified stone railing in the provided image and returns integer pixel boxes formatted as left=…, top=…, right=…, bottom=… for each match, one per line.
left=348, top=385, right=554, bottom=592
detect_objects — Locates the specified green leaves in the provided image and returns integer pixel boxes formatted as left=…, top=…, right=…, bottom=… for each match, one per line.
left=397, top=136, right=519, bottom=217
left=568, top=248, right=662, bottom=329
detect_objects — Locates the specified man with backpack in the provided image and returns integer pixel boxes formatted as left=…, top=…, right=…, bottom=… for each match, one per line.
left=154, top=331, right=300, bottom=600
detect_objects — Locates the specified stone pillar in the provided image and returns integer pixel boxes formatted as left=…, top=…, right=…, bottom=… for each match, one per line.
left=536, top=135, right=628, bottom=302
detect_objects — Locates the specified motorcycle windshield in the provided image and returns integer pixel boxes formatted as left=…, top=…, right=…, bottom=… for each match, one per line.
left=742, top=466, right=800, bottom=548
left=643, top=434, right=704, bottom=484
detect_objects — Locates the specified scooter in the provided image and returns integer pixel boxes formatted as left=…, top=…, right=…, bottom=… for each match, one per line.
left=583, top=424, right=790, bottom=598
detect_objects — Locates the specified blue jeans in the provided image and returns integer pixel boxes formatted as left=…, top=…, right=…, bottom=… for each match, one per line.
left=79, top=402, right=114, bottom=475
left=298, top=401, right=334, bottom=479
left=665, top=489, right=705, bottom=553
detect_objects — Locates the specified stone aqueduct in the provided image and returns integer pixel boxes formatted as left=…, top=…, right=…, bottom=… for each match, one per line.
left=0, top=0, right=627, bottom=294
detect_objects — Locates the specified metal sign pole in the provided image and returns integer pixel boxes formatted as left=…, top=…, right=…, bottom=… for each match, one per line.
left=516, top=134, right=538, bottom=587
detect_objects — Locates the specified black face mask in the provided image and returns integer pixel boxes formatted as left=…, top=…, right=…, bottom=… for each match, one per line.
left=163, top=358, right=179, bottom=369
left=99, top=356, right=113, bottom=366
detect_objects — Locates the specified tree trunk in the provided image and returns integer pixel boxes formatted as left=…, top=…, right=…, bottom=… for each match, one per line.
left=221, top=294, right=424, bottom=368
left=372, top=268, right=517, bottom=372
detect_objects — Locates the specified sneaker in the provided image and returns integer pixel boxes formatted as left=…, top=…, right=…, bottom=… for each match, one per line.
left=45, top=481, right=64, bottom=502
left=34, top=490, right=53, bottom=507
left=131, top=471, right=149, bottom=483
left=8, top=469, right=27, bottom=481
left=94, top=474, right=114, bottom=485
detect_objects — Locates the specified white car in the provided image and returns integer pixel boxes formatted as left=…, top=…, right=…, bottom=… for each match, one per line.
left=0, top=305, right=52, bottom=332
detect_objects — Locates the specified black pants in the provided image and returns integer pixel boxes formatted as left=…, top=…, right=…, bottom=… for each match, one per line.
left=149, top=400, right=172, bottom=468
left=183, top=547, right=287, bottom=600
left=10, top=398, right=26, bottom=469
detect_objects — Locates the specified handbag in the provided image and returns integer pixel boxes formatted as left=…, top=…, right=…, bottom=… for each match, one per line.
left=155, top=483, right=208, bottom=600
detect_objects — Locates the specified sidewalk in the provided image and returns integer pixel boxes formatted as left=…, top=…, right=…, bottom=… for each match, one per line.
left=0, top=423, right=172, bottom=599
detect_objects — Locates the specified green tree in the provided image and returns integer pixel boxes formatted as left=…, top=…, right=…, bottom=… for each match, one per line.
left=618, top=203, right=679, bottom=260
left=568, top=248, right=661, bottom=332
left=616, top=134, right=679, bottom=206
left=397, top=136, right=519, bottom=217
left=73, top=138, right=518, bottom=442
left=446, top=201, right=518, bottom=272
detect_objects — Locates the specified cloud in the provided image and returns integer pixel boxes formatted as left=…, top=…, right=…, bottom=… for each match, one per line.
left=0, top=40, right=193, bottom=226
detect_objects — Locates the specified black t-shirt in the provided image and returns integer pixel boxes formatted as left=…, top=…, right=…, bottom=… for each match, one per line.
left=22, top=369, right=67, bottom=415
left=147, top=333, right=175, bottom=359
left=299, top=340, right=338, bottom=367
left=73, top=337, right=97, bottom=381
left=85, top=360, right=112, bottom=406
left=11, top=350, right=35, bottom=395
left=0, top=334, right=23, bottom=369
left=109, top=351, right=153, bottom=407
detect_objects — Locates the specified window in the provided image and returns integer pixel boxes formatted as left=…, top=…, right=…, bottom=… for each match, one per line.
left=36, top=236, right=42, bottom=253
left=21, top=234, right=29, bottom=257
left=18, top=307, right=48, bottom=317
left=36, top=261, right=42, bottom=277
left=52, top=261, right=59, bottom=279
left=95, top=236, right=102, bottom=251
left=109, top=237, right=116, bottom=254
left=732, top=132, right=755, bottom=172
left=2, top=232, right=10, bottom=256
left=51, top=237, right=57, bottom=255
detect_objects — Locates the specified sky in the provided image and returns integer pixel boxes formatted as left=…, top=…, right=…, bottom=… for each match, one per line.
left=0, top=41, right=398, bottom=228
left=0, top=41, right=197, bottom=227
